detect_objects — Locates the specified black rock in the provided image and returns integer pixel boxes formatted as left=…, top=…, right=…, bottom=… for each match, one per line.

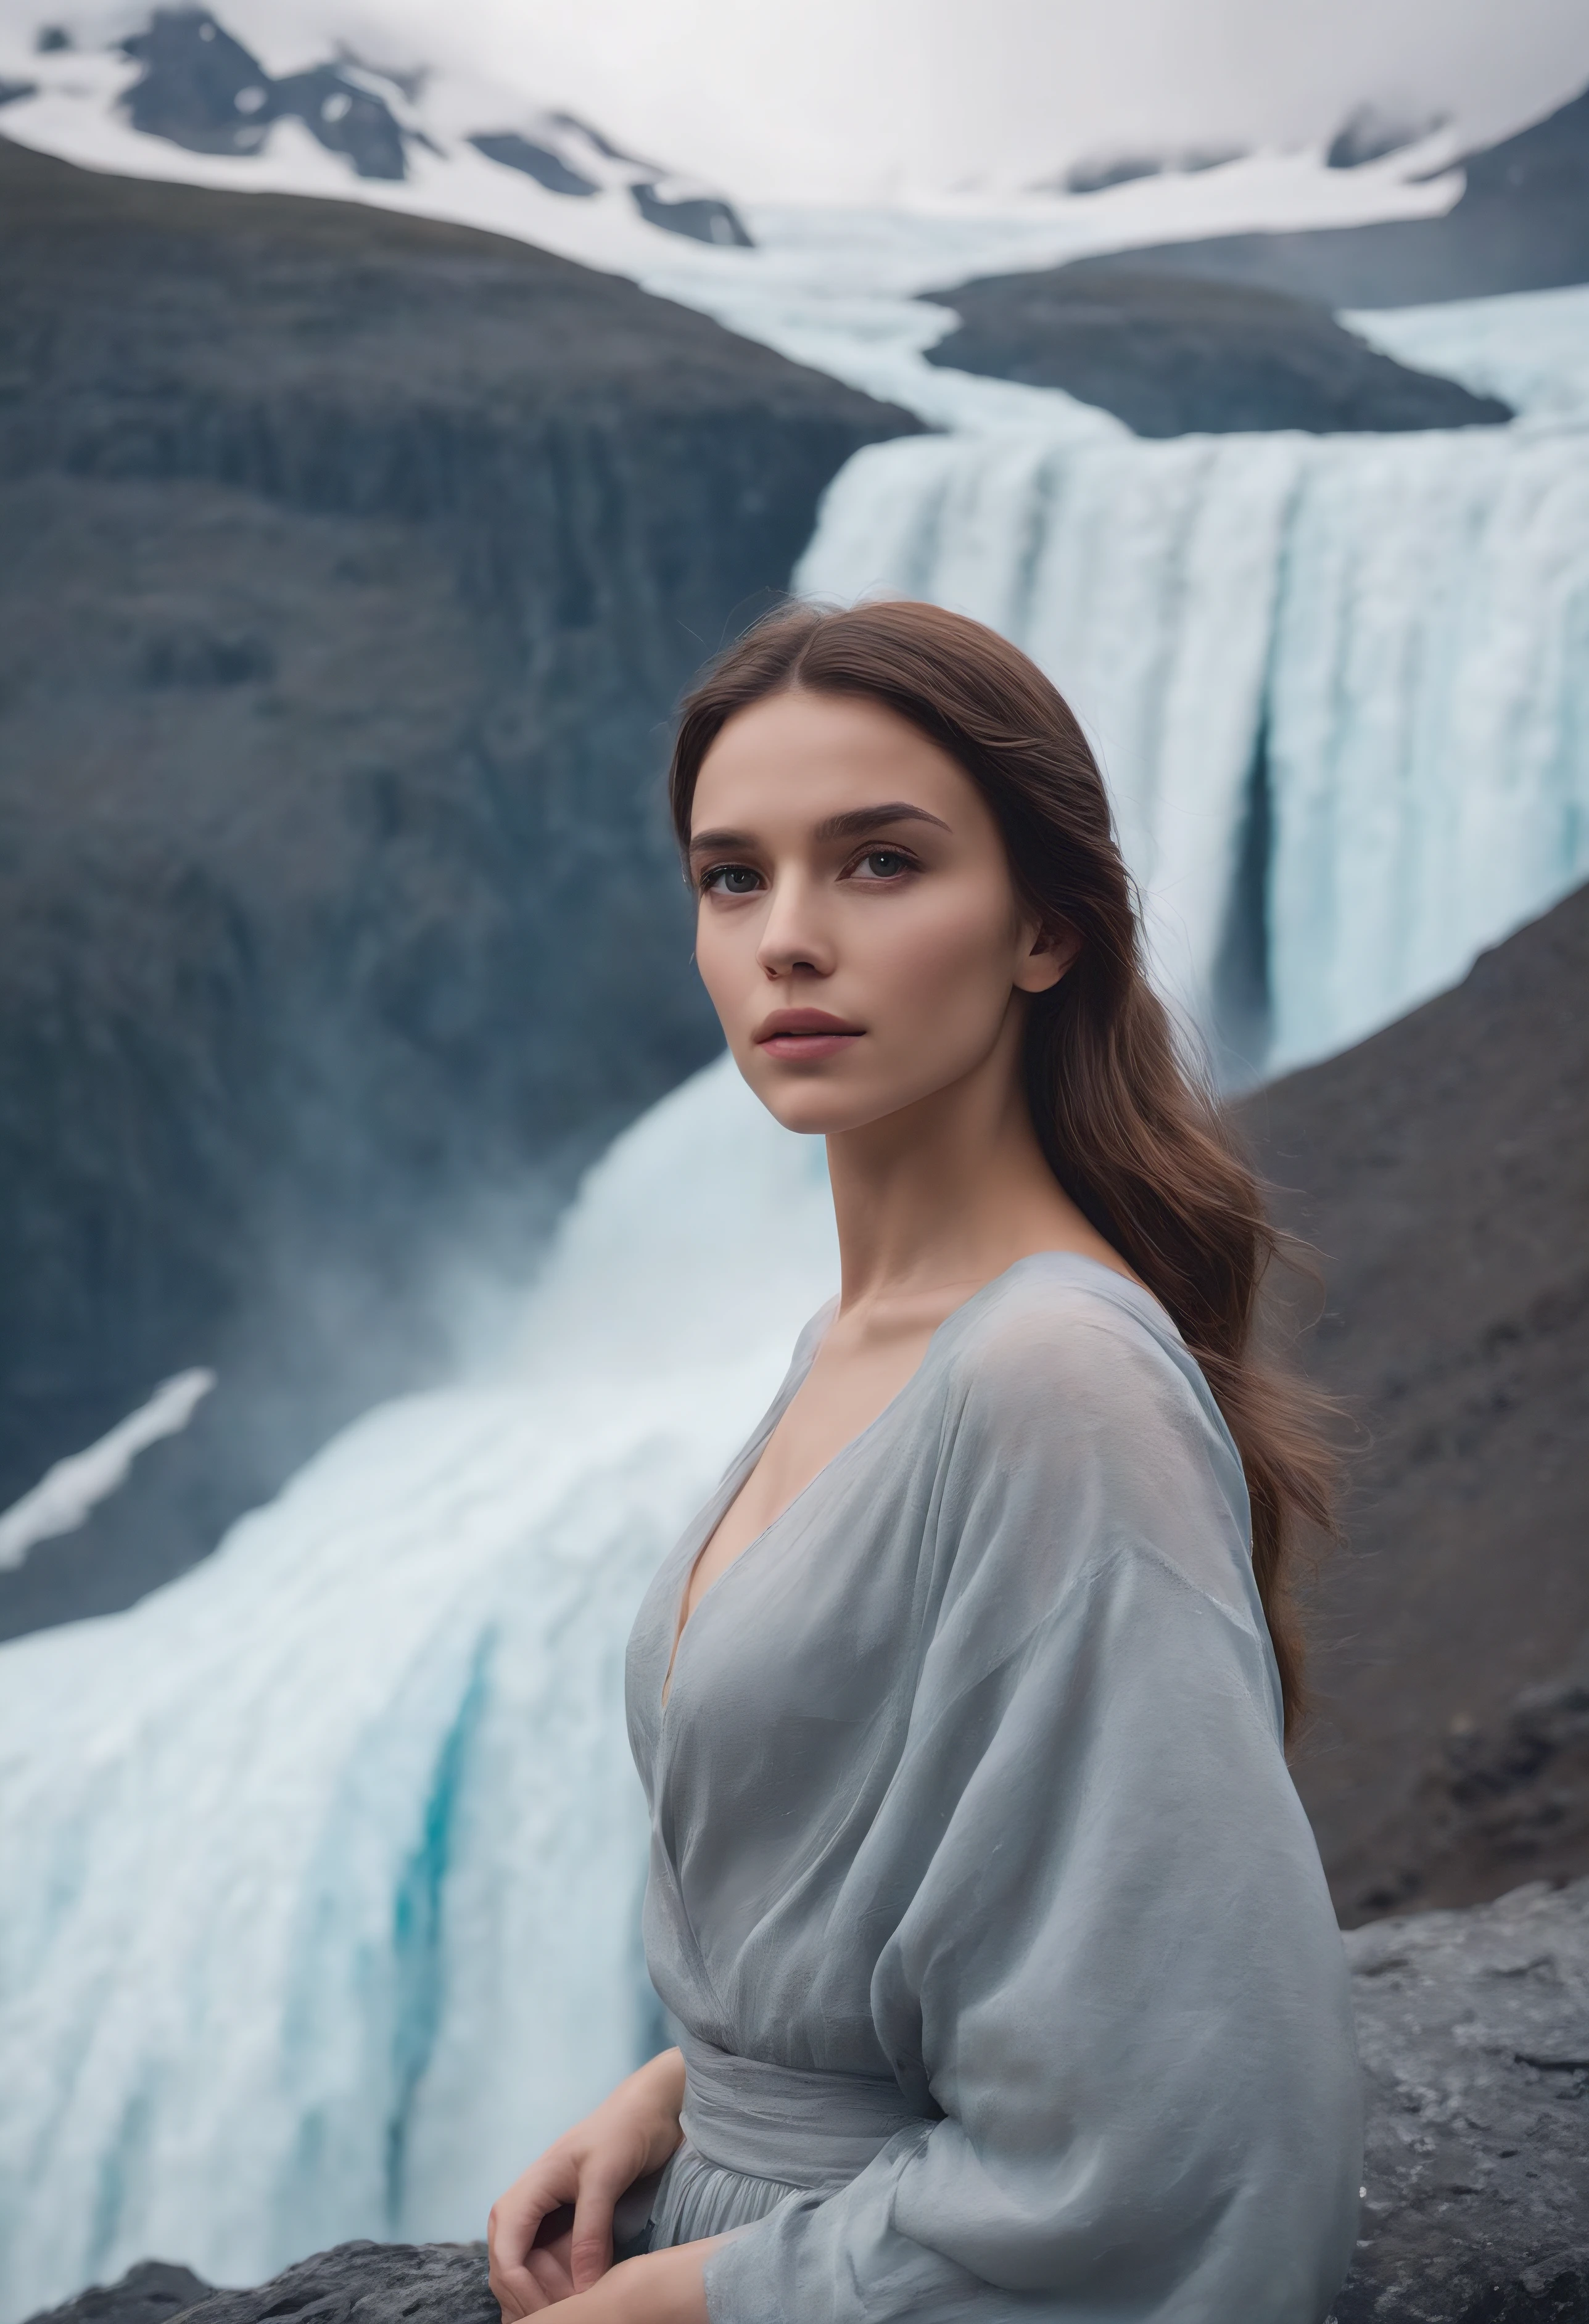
left=923, top=265, right=1511, bottom=435
left=185, top=2244, right=495, bottom=2324
left=1050, top=81, right=1589, bottom=308
left=25, top=1885, right=1589, bottom=2324
left=630, top=183, right=754, bottom=248
left=21, top=2246, right=490, bottom=2324
left=1335, top=1879, right=1589, bottom=2323
left=0, top=137, right=915, bottom=1639
left=469, top=131, right=600, bottom=198
left=1326, top=103, right=1442, bottom=172
left=120, top=10, right=412, bottom=182
left=468, top=117, right=755, bottom=244
left=268, top=66, right=409, bottom=183
left=23, top=2260, right=211, bottom=2324
left=1062, top=152, right=1168, bottom=195
left=120, top=10, right=276, bottom=160
left=1237, top=883, right=1589, bottom=1921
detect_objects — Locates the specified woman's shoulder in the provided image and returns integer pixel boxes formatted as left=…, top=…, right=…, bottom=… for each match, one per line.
left=943, top=1252, right=1189, bottom=1403
left=933, top=1254, right=1258, bottom=1615
left=935, top=1252, right=1239, bottom=1477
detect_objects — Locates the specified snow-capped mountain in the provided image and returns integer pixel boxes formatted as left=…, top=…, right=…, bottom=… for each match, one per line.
left=0, top=2, right=754, bottom=269
left=0, top=0, right=1487, bottom=298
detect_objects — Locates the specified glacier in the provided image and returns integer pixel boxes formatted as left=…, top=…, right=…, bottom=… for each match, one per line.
left=0, top=1, right=1474, bottom=295
left=2, top=27, right=1588, bottom=2298
left=2, top=285, right=1587, bottom=2311
left=783, top=284, right=1589, bottom=1077
left=0, top=1060, right=837, bottom=2318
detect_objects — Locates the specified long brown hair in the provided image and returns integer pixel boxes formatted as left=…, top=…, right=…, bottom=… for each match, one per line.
left=667, top=598, right=1333, bottom=1735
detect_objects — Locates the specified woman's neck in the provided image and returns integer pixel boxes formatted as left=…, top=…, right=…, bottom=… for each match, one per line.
left=823, top=1026, right=1130, bottom=1327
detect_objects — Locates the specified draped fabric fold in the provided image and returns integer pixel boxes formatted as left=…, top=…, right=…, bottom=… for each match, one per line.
left=625, top=1254, right=1361, bottom=2323
left=648, top=2145, right=799, bottom=2251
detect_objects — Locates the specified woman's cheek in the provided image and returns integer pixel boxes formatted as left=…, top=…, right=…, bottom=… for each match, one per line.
left=880, top=905, right=1005, bottom=1034
left=692, top=917, right=747, bottom=1040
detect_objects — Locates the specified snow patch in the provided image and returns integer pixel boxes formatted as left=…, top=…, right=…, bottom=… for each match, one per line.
left=0, top=1371, right=216, bottom=1572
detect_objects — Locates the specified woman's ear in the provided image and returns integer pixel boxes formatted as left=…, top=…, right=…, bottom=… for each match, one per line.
left=1013, top=920, right=1079, bottom=995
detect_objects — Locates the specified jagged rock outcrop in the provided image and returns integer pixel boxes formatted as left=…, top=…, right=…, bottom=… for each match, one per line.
left=22, top=2246, right=492, bottom=2324
left=120, top=9, right=409, bottom=179
left=923, top=265, right=1511, bottom=434
left=1238, top=884, right=1589, bottom=1922
left=30, top=1882, right=1588, bottom=2324
left=110, top=8, right=753, bottom=244
left=0, top=137, right=914, bottom=1637
left=20, top=2265, right=210, bottom=2324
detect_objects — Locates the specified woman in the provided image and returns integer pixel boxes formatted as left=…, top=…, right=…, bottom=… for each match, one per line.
left=488, top=601, right=1362, bottom=2323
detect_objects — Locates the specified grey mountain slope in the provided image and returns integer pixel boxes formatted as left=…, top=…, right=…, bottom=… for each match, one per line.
left=1053, top=81, right=1589, bottom=310
left=1238, top=881, right=1589, bottom=1924
left=0, top=136, right=915, bottom=1640
left=923, top=265, right=1510, bottom=434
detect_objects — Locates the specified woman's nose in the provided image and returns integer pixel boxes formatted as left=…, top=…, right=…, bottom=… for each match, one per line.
left=755, top=873, right=835, bottom=979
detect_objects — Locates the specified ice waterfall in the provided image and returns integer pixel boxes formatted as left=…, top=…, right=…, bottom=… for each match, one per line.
left=0, top=1062, right=836, bottom=2322
left=791, top=309, right=1589, bottom=1078
left=4, top=281, right=1588, bottom=2321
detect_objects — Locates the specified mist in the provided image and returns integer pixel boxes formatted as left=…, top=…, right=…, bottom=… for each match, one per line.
left=371, top=0, right=1589, bottom=202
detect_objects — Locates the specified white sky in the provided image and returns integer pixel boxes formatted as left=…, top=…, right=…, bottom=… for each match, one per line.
left=373, top=0, right=1589, bottom=202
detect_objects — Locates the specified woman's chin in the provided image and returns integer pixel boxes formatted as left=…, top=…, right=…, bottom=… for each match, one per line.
left=745, top=1086, right=850, bottom=1136
left=735, top=1064, right=900, bottom=1140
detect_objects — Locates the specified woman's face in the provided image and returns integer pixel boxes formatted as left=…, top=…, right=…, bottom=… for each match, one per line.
left=688, top=688, right=1067, bottom=1137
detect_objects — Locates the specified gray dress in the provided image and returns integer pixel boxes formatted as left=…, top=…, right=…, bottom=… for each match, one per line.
left=624, top=1254, right=1362, bottom=2323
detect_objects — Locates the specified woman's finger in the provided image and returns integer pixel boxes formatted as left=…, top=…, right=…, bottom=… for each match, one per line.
left=567, top=2161, right=631, bottom=2294
left=488, top=2247, right=552, bottom=2322
left=526, top=2231, right=577, bottom=2305
left=489, top=2170, right=573, bottom=2317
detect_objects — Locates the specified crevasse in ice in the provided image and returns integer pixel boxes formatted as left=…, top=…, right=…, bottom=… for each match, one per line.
left=0, top=1062, right=836, bottom=2319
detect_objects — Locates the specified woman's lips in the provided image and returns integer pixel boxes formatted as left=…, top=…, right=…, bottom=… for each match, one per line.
left=754, top=1010, right=864, bottom=1062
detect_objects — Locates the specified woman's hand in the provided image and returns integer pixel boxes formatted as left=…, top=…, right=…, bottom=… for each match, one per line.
left=489, top=2048, right=688, bottom=2317
left=501, top=2240, right=720, bottom=2324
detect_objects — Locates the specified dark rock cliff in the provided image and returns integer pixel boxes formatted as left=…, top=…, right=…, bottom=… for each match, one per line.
left=0, top=138, right=917, bottom=1638
left=1238, top=883, right=1589, bottom=1923
left=923, top=265, right=1511, bottom=434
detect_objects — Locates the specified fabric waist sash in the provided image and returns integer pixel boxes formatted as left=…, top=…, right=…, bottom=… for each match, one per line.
left=677, top=2027, right=928, bottom=2193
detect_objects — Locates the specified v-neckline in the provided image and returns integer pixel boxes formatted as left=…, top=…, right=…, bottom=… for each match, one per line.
left=659, top=1304, right=835, bottom=1712
left=658, top=1250, right=1165, bottom=1713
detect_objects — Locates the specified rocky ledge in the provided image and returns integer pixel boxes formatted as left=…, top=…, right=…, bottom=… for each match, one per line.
left=1337, top=1879, right=1588, bottom=2322
left=923, top=264, right=1512, bottom=436
left=28, top=1880, right=1589, bottom=2324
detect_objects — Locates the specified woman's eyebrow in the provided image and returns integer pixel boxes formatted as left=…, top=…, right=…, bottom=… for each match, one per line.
left=814, top=802, right=952, bottom=841
left=688, top=803, right=950, bottom=857
left=688, top=826, right=756, bottom=857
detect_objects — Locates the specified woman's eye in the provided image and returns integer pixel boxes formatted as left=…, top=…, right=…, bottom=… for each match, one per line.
left=703, top=864, right=762, bottom=895
left=853, top=849, right=911, bottom=880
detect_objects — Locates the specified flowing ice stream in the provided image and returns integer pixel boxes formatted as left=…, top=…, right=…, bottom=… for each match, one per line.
left=1, top=253, right=1587, bottom=2318
left=682, top=270, right=1589, bottom=1079
left=0, top=1065, right=838, bottom=2313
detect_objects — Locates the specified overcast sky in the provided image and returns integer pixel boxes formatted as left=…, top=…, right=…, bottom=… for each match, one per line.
left=379, top=0, right=1589, bottom=202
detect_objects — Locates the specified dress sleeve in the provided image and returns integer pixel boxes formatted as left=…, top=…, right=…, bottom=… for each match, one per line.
left=701, top=1290, right=1363, bottom=2324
